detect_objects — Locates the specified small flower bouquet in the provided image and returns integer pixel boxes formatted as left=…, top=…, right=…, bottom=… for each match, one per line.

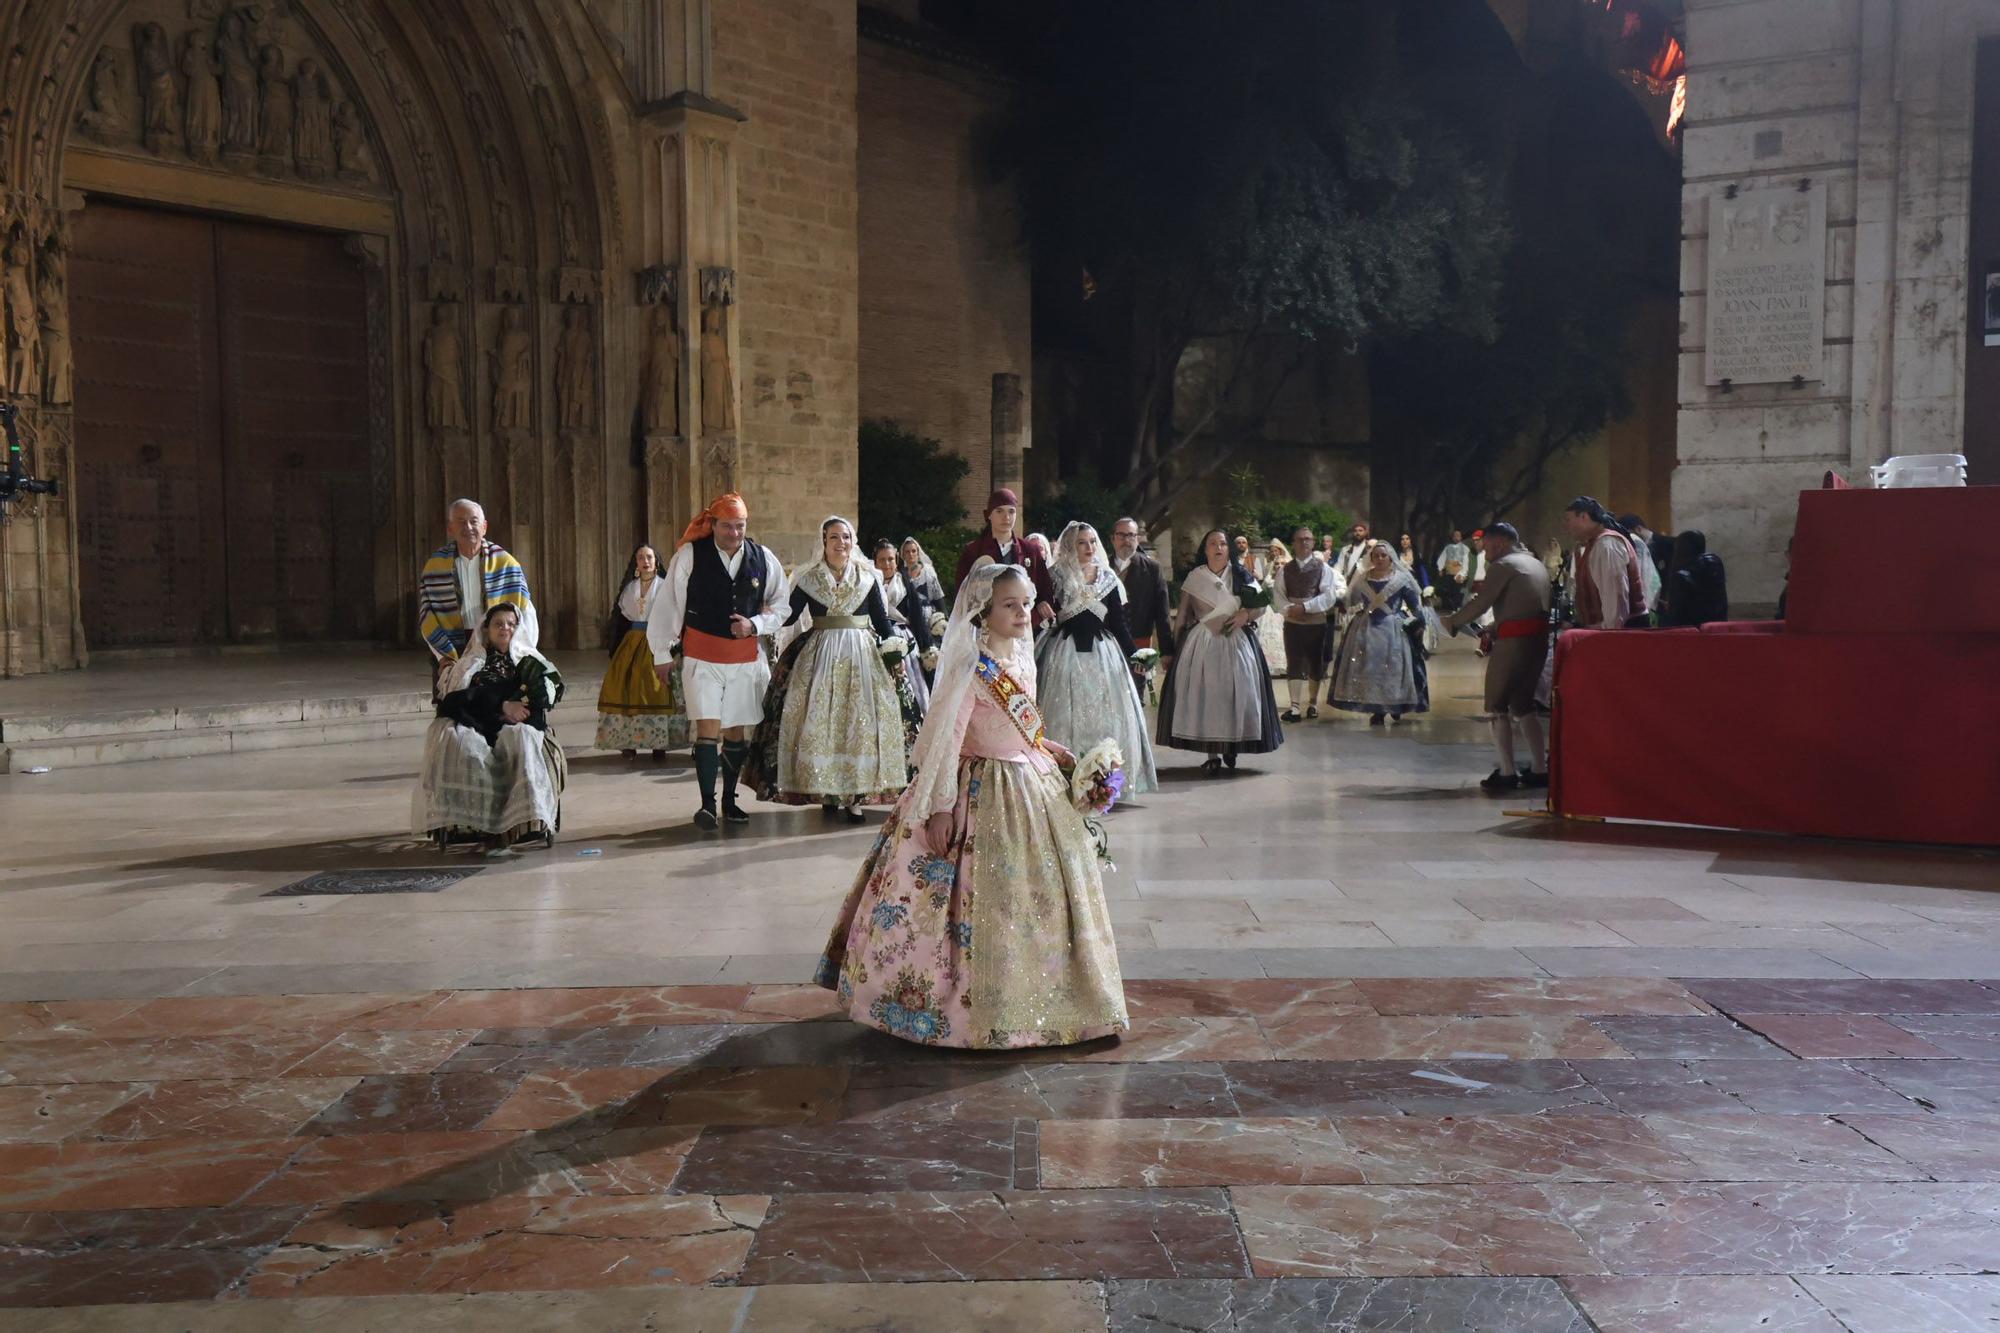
left=920, top=648, right=939, bottom=672
left=879, top=636, right=910, bottom=666
left=1062, top=739, right=1124, bottom=869
left=1129, top=646, right=1161, bottom=704
left=1068, top=739, right=1126, bottom=816
left=1237, top=582, right=1274, bottom=611
left=927, top=611, right=948, bottom=639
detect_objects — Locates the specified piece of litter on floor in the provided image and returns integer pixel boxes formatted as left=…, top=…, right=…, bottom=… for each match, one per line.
left=21, top=766, right=50, bottom=774
left=1412, top=1070, right=1491, bottom=1090
left=1449, top=1051, right=1509, bottom=1061
left=575, top=848, right=603, bottom=857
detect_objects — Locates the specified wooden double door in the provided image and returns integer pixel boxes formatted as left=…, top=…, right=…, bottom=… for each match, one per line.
left=70, top=202, right=375, bottom=649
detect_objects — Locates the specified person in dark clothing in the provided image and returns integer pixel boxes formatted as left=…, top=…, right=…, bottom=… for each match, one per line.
left=1656, top=529, right=1730, bottom=628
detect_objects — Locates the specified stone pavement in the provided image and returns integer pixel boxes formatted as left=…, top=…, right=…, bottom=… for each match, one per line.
left=3, top=642, right=1999, bottom=1327
left=5, top=976, right=2000, bottom=1328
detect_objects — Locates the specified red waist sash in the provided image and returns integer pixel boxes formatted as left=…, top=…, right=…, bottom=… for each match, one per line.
left=1496, top=617, right=1550, bottom=639
left=683, top=625, right=760, bottom=664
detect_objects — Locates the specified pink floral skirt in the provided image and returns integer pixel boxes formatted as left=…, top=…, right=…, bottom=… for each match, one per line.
left=815, top=755, right=1128, bottom=1049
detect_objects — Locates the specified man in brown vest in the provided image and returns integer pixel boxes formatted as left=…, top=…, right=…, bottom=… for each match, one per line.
left=1270, top=525, right=1343, bottom=721
left=1445, top=523, right=1553, bottom=792
left=1564, top=496, right=1649, bottom=630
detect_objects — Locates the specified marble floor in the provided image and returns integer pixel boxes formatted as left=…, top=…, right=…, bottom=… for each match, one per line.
left=3, top=643, right=1998, bottom=1328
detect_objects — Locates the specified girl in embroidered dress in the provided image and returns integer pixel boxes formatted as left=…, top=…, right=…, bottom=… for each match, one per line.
left=817, top=564, right=1129, bottom=1050
left=1155, top=529, right=1285, bottom=775
left=744, top=517, right=913, bottom=822
left=1330, top=539, right=1430, bottom=725
left=595, top=542, right=688, bottom=758
left=1035, top=521, right=1158, bottom=796
left=415, top=603, right=567, bottom=849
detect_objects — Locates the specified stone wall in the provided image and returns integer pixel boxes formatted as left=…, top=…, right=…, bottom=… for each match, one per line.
left=1676, top=0, right=2000, bottom=605
left=714, top=0, right=861, bottom=565
left=856, top=31, right=1031, bottom=528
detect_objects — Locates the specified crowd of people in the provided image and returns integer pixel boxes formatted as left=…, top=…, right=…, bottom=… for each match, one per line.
left=403, top=488, right=1730, bottom=1051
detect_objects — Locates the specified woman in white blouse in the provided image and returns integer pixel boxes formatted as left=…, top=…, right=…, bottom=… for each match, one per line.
left=595, top=541, right=689, bottom=757
left=1154, top=529, right=1285, bottom=776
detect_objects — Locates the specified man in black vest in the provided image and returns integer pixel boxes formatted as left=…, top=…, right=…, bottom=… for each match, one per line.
left=650, top=493, right=790, bottom=829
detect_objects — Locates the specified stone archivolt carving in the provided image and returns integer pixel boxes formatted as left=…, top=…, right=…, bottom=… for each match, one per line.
left=421, top=303, right=467, bottom=432
left=555, top=305, right=595, bottom=429
left=217, top=9, right=260, bottom=158
left=492, top=265, right=529, bottom=305
left=557, top=267, right=597, bottom=305
left=332, top=101, right=374, bottom=182
left=256, top=45, right=291, bottom=167
left=490, top=305, right=533, bottom=431
left=637, top=264, right=676, bottom=307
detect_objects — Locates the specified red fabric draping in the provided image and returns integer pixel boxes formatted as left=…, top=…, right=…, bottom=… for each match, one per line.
left=1787, top=487, right=2000, bottom=634
left=1550, top=625, right=2000, bottom=846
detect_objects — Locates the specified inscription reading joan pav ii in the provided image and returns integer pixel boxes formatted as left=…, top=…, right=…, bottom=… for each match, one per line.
left=1704, top=182, right=1827, bottom=385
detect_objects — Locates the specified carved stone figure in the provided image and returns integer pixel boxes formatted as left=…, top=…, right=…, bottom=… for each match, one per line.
left=0, top=109, right=14, bottom=186
left=642, top=304, right=681, bottom=435
left=558, top=200, right=581, bottom=264
left=217, top=12, right=259, bottom=157
left=76, top=48, right=128, bottom=143
left=292, top=58, right=332, bottom=179
left=699, top=300, right=734, bottom=434
left=36, top=251, right=71, bottom=406
left=489, top=305, right=532, bottom=430
left=333, top=102, right=374, bottom=182
left=493, top=196, right=519, bottom=261
left=135, top=24, right=180, bottom=155
left=256, top=46, right=291, bottom=168
left=3, top=230, right=41, bottom=398
left=421, top=304, right=466, bottom=430
left=555, top=305, right=595, bottom=428
left=182, top=31, right=223, bottom=164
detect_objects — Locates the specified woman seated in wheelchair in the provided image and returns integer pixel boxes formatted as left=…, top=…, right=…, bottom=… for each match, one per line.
left=414, top=602, right=566, bottom=850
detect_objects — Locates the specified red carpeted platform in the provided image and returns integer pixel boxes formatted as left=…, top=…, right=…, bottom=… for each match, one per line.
left=1549, top=486, right=2000, bottom=846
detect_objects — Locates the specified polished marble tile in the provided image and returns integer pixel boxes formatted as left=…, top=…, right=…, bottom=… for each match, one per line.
left=299, top=1073, right=524, bottom=1135
left=0, top=1084, right=142, bottom=1144
left=741, top=1188, right=1249, bottom=1283
left=1038, top=1118, right=1364, bottom=1189
left=0, top=1206, right=309, bottom=1308
left=0, top=1138, right=302, bottom=1211
left=1796, top=1274, right=2000, bottom=1333
left=1587, top=1016, right=1788, bottom=1060
left=75, top=1078, right=360, bottom=1142
left=675, top=1120, right=1018, bottom=1194
left=1735, top=1013, right=1953, bottom=1060
left=1352, top=977, right=1707, bottom=1017
left=1107, top=1276, right=1593, bottom=1332
left=1834, top=1115, right=2000, bottom=1181
left=1564, top=1275, right=1843, bottom=1332
left=1878, top=1014, right=2000, bottom=1059
left=1847, top=1060, right=2000, bottom=1114
left=1232, top=1183, right=1599, bottom=1277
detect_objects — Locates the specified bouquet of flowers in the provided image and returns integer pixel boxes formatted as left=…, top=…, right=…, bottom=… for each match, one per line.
left=920, top=647, right=939, bottom=672
left=879, top=636, right=909, bottom=666
left=927, top=610, right=948, bottom=639
left=1068, top=739, right=1126, bottom=815
left=1129, top=646, right=1161, bottom=704
left=1062, top=739, right=1124, bottom=869
left=1237, top=582, right=1274, bottom=611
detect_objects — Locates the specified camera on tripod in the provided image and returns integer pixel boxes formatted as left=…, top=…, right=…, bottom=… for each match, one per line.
left=0, top=401, right=62, bottom=513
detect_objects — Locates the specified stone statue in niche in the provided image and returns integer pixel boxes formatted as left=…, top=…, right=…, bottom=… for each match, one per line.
left=36, top=244, right=71, bottom=406
left=698, top=303, right=734, bottom=434
left=292, top=58, right=333, bottom=179
left=76, top=47, right=128, bottom=143
left=422, top=304, right=467, bottom=431
left=492, top=196, right=519, bottom=262
left=182, top=31, right=223, bottom=164
left=333, top=101, right=374, bottom=182
left=555, top=305, right=595, bottom=429
left=217, top=11, right=259, bottom=158
left=490, top=305, right=532, bottom=430
left=135, top=23, right=180, bottom=155
left=558, top=200, right=581, bottom=264
left=256, top=46, right=291, bottom=169
left=642, top=304, right=681, bottom=436
left=3, top=229, right=40, bottom=398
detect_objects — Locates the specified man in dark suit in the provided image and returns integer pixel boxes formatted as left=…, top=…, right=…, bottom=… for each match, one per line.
left=1110, top=515, right=1174, bottom=653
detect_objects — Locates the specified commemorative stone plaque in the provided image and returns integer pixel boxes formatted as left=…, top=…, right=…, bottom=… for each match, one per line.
left=1704, top=182, right=1827, bottom=385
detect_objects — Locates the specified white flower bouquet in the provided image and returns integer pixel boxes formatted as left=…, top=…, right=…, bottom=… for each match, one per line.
left=879, top=636, right=909, bottom=666
left=927, top=611, right=948, bottom=639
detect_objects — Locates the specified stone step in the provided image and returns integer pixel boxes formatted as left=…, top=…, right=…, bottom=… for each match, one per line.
left=0, top=690, right=436, bottom=744
left=2, top=699, right=603, bottom=773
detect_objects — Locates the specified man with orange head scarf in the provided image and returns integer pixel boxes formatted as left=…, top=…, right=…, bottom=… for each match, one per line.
left=649, top=493, right=790, bottom=829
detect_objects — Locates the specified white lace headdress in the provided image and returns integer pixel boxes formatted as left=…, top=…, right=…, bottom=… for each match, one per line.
left=905, top=562, right=1036, bottom=818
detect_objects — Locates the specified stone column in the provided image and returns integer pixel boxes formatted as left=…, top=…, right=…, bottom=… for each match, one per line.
left=635, top=0, right=743, bottom=539
left=991, top=371, right=1025, bottom=501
